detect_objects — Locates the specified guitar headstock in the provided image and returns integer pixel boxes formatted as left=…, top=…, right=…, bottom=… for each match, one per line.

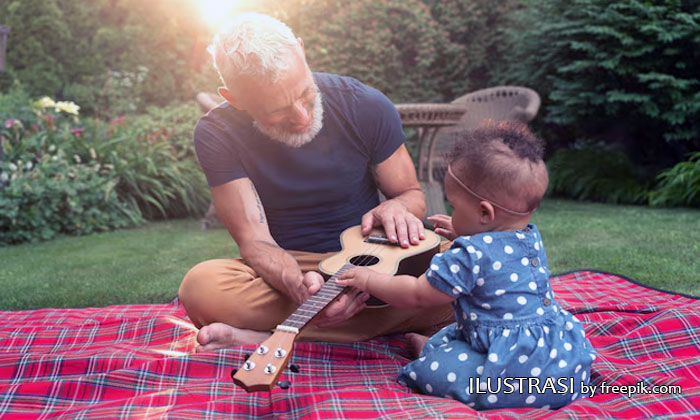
left=232, top=328, right=297, bottom=392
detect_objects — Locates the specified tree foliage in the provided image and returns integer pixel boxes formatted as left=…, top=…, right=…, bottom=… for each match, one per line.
left=502, top=0, right=700, bottom=168
left=0, top=0, right=214, bottom=116
left=284, top=0, right=516, bottom=102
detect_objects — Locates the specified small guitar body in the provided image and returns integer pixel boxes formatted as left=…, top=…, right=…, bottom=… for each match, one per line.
left=318, top=226, right=441, bottom=306
left=232, top=225, right=441, bottom=392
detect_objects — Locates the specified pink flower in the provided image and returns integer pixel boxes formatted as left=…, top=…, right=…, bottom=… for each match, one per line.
left=109, top=116, right=126, bottom=129
left=4, top=119, right=22, bottom=129
left=71, top=128, right=85, bottom=138
left=42, top=115, right=55, bottom=129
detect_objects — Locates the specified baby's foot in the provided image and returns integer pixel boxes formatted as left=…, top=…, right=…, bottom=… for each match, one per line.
left=405, top=332, right=429, bottom=357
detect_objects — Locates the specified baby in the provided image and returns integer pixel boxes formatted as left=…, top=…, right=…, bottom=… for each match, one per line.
left=337, top=121, right=594, bottom=409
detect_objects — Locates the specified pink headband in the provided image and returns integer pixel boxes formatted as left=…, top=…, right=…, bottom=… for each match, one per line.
left=447, top=165, right=532, bottom=216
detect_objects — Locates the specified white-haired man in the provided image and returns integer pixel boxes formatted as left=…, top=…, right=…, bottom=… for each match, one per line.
left=179, top=13, right=453, bottom=350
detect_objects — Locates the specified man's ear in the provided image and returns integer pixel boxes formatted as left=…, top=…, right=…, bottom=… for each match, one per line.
left=217, top=87, right=243, bottom=110
left=297, top=37, right=305, bottom=53
left=479, top=201, right=496, bottom=224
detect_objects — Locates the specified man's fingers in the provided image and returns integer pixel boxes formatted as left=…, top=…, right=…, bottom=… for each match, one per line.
left=407, top=217, right=422, bottom=245
left=302, top=271, right=324, bottom=293
left=382, top=217, right=397, bottom=243
left=315, top=293, right=367, bottom=328
left=347, top=292, right=369, bottom=316
left=393, top=217, right=410, bottom=248
left=361, top=212, right=375, bottom=235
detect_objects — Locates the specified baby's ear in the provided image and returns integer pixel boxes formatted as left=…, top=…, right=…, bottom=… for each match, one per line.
left=479, top=201, right=496, bottom=224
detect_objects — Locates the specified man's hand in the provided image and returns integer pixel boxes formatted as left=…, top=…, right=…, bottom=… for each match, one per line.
left=301, top=269, right=368, bottom=328
left=281, top=270, right=324, bottom=305
left=361, top=199, right=425, bottom=248
left=426, top=214, right=458, bottom=240
left=312, top=288, right=370, bottom=328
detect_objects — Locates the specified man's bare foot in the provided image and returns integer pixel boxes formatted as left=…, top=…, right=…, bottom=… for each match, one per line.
left=405, top=332, right=429, bottom=358
left=196, top=322, right=271, bottom=353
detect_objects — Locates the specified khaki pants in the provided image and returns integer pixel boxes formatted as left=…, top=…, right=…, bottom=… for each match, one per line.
left=178, top=243, right=454, bottom=342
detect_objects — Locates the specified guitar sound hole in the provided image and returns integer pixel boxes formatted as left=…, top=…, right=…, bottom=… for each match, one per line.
left=349, top=255, right=380, bottom=266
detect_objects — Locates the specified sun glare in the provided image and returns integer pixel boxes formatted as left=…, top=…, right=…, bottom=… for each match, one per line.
left=198, top=0, right=238, bottom=29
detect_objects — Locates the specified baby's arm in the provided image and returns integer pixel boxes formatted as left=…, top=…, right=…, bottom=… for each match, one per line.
left=336, top=267, right=455, bottom=308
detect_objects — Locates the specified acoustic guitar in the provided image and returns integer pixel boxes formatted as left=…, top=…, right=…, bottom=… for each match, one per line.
left=231, top=224, right=440, bottom=392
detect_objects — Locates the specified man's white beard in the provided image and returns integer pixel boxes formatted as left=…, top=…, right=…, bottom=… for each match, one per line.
left=253, top=89, right=324, bottom=148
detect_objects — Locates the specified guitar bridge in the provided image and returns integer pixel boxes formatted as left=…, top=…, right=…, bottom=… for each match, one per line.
left=364, top=235, right=401, bottom=246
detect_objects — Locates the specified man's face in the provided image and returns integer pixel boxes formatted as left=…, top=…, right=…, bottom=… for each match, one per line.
left=236, top=50, right=323, bottom=147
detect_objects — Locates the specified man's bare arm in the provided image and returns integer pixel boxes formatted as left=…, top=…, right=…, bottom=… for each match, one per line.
left=372, top=145, right=426, bottom=219
left=210, top=178, right=311, bottom=305
left=362, top=144, right=427, bottom=247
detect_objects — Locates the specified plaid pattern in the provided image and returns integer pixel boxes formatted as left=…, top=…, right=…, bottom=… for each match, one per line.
left=0, top=270, right=698, bottom=419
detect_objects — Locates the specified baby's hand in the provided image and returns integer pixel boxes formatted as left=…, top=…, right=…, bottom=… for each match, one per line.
left=336, top=267, right=376, bottom=292
left=427, top=214, right=457, bottom=240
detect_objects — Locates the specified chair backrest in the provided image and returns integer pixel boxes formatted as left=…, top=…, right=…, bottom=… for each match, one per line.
left=451, top=86, right=541, bottom=129
left=422, top=86, right=541, bottom=215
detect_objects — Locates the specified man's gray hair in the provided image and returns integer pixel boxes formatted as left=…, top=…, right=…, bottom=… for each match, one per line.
left=208, top=12, right=301, bottom=89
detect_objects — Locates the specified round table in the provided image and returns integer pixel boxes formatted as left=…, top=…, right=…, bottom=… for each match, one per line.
left=395, top=103, right=466, bottom=183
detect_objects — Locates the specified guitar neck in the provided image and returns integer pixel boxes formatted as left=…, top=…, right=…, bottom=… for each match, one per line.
left=280, top=263, right=354, bottom=331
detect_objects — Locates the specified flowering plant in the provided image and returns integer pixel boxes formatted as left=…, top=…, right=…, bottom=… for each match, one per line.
left=35, top=97, right=80, bottom=116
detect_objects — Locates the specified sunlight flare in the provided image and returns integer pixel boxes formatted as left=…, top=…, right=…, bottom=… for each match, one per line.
left=198, top=0, right=239, bottom=28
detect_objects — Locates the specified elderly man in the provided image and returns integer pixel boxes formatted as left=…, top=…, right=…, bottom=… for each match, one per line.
left=179, top=13, right=452, bottom=351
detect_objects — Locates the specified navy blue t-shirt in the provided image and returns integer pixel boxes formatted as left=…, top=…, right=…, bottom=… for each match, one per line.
left=194, top=73, right=405, bottom=252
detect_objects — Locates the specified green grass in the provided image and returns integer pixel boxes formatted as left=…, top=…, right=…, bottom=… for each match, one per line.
left=531, top=199, right=699, bottom=297
left=0, top=220, right=236, bottom=310
left=1, top=199, right=698, bottom=310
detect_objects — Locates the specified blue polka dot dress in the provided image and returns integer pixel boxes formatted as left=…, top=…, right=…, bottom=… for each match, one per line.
left=398, top=224, right=595, bottom=410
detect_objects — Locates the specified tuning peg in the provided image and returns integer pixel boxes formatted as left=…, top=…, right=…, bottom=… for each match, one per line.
left=289, top=363, right=300, bottom=373
left=230, top=368, right=238, bottom=379
left=277, top=380, right=291, bottom=389
left=244, top=353, right=251, bottom=361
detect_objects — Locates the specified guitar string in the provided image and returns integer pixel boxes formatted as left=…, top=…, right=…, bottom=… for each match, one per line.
left=283, top=233, right=390, bottom=328
left=290, top=239, right=384, bottom=327
left=289, top=232, right=412, bottom=328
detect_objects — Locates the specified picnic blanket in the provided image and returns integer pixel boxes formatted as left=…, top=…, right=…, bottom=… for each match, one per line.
left=0, top=270, right=698, bottom=419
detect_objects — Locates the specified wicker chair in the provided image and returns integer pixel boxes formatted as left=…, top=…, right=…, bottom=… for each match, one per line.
left=421, top=86, right=541, bottom=215
left=394, top=103, right=467, bottom=219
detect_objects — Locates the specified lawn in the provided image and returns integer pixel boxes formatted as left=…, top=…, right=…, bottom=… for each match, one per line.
left=1, top=198, right=698, bottom=310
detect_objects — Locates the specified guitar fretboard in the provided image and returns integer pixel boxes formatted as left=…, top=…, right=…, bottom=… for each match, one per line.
left=280, top=263, right=355, bottom=330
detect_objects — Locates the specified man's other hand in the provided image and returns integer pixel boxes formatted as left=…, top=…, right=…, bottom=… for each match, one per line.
left=312, top=287, right=370, bottom=328
left=361, top=199, right=425, bottom=248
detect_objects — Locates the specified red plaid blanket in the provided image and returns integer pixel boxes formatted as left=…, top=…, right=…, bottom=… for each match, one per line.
left=1, top=270, right=698, bottom=419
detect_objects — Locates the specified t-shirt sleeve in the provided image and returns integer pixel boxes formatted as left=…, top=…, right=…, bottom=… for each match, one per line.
left=355, top=85, right=405, bottom=165
left=425, top=239, right=478, bottom=297
left=193, top=117, right=247, bottom=187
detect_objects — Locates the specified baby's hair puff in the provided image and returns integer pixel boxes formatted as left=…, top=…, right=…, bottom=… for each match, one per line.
left=448, top=120, right=548, bottom=214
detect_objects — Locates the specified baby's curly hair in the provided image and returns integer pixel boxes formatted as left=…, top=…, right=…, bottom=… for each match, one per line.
left=448, top=120, right=548, bottom=214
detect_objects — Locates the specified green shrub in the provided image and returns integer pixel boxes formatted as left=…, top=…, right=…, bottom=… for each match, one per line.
left=0, top=85, right=38, bottom=128
left=503, top=0, right=700, bottom=167
left=1, top=94, right=209, bottom=245
left=649, top=152, right=700, bottom=207
left=86, top=104, right=210, bottom=220
left=0, top=0, right=212, bottom=115
left=289, top=0, right=462, bottom=102
left=277, top=0, right=516, bottom=103
left=546, top=141, right=651, bottom=204
left=0, top=149, right=142, bottom=245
